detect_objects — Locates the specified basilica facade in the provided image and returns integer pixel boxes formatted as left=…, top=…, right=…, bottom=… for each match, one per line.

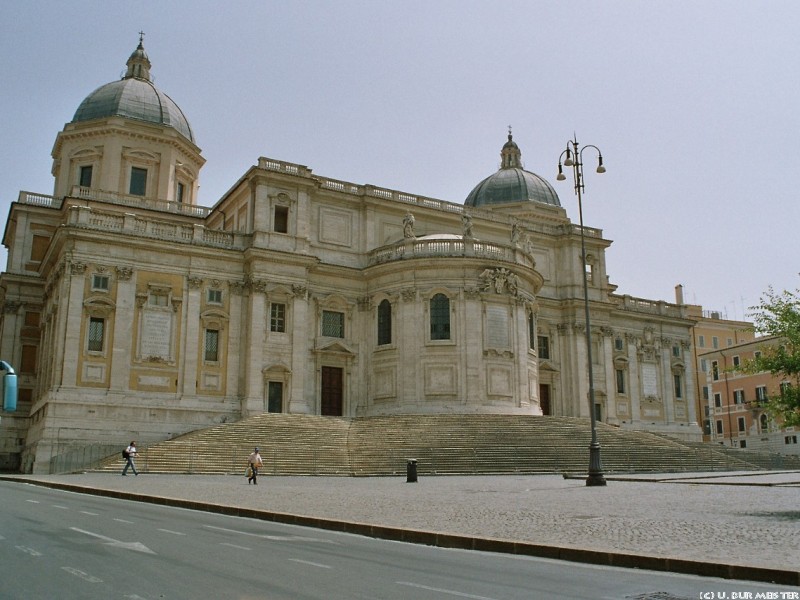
left=0, top=41, right=700, bottom=472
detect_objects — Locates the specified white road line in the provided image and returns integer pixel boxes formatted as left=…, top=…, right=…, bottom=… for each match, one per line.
left=25, top=500, right=40, bottom=504
left=114, top=518, right=135, bottom=524
left=396, top=582, right=499, bottom=600
left=16, top=545, right=43, bottom=556
left=288, top=558, right=332, bottom=569
left=52, top=505, right=69, bottom=510
left=157, top=528, right=186, bottom=536
left=220, top=542, right=251, bottom=550
left=61, top=567, right=102, bottom=583
left=80, top=511, right=99, bottom=516
left=203, top=525, right=336, bottom=543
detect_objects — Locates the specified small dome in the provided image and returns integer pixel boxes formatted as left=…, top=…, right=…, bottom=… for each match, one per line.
left=465, top=133, right=560, bottom=208
left=71, top=38, right=195, bottom=144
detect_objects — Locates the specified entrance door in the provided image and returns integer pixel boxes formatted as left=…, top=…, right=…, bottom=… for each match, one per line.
left=267, top=381, right=283, bottom=413
left=321, top=366, right=343, bottom=416
left=539, top=384, right=551, bottom=415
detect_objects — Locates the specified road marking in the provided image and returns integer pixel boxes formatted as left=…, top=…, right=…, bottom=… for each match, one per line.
left=80, top=511, right=99, bottom=516
left=288, top=558, right=331, bottom=569
left=157, top=528, right=186, bottom=536
left=70, top=527, right=156, bottom=554
left=62, top=567, right=102, bottom=583
left=16, top=545, right=43, bottom=556
left=221, top=542, right=251, bottom=550
left=26, top=500, right=40, bottom=504
left=396, top=582, right=499, bottom=600
left=53, top=505, right=69, bottom=510
left=203, top=525, right=336, bottom=543
left=114, top=518, right=135, bottom=524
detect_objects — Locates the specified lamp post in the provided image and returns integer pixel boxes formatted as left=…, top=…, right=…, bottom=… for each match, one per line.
left=557, top=137, right=607, bottom=487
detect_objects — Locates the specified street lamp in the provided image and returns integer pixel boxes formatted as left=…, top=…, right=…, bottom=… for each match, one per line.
left=557, top=136, right=607, bottom=487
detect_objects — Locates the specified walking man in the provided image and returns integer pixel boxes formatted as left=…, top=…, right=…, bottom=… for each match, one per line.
left=122, top=441, right=138, bottom=476
left=248, top=447, right=263, bottom=485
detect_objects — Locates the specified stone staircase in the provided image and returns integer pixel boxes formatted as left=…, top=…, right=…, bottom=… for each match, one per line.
left=91, top=413, right=774, bottom=476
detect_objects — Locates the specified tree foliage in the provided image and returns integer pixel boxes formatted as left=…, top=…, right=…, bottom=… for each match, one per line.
left=746, top=287, right=800, bottom=427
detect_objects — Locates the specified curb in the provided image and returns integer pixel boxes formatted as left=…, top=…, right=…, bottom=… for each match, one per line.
left=4, top=476, right=798, bottom=587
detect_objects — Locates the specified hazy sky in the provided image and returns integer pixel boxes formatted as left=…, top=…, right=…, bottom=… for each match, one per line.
left=2, top=1, right=798, bottom=320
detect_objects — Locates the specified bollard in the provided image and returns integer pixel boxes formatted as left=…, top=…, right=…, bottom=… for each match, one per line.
left=406, top=458, right=418, bottom=483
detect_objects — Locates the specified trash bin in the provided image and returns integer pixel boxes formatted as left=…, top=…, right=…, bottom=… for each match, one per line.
left=406, top=458, right=418, bottom=483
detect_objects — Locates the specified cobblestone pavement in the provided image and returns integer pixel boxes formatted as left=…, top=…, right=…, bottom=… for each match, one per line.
left=5, top=471, right=800, bottom=575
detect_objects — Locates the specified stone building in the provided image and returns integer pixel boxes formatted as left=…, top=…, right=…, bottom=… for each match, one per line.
left=0, top=40, right=701, bottom=472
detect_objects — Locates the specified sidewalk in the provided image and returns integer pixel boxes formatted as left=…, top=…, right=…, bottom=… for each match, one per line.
left=3, top=471, right=799, bottom=585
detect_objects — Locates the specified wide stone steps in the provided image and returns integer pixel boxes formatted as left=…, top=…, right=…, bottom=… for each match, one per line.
left=91, top=413, right=766, bottom=476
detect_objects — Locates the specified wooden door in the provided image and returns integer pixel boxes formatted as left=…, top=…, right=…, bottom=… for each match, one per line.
left=321, top=366, right=343, bottom=416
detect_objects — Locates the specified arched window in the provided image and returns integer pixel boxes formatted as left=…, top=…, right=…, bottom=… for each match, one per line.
left=377, top=299, right=392, bottom=345
left=430, top=294, right=450, bottom=340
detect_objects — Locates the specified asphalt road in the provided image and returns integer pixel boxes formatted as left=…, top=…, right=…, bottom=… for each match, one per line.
left=1, top=481, right=798, bottom=599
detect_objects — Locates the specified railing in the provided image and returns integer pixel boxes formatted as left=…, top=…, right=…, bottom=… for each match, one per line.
left=611, top=294, right=687, bottom=318
left=70, top=186, right=212, bottom=218
left=49, top=443, right=121, bottom=474
left=368, top=237, right=535, bottom=268
left=68, top=206, right=248, bottom=250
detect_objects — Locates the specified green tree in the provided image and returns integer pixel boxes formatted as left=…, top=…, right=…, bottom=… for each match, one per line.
left=746, top=287, right=800, bottom=427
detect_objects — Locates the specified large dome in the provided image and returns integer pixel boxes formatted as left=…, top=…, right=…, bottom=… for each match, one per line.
left=71, top=39, right=195, bottom=144
left=465, top=133, right=560, bottom=208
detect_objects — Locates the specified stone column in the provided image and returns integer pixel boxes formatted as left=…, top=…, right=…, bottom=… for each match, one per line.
left=242, top=278, right=267, bottom=415
left=109, top=266, right=135, bottom=391
left=181, top=276, right=203, bottom=396
left=61, top=262, right=88, bottom=386
left=289, top=284, right=311, bottom=413
left=226, top=281, right=245, bottom=404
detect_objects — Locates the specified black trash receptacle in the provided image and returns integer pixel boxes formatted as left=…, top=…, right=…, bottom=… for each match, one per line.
left=406, top=459, right=418, bottom=483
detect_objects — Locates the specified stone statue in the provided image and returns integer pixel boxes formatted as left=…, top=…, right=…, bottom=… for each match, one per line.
left=403, top=212, right=415, bottom=239
left=462, top=213, right=473, bottom=239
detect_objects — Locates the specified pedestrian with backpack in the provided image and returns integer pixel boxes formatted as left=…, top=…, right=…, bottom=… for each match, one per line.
left=122, top=441, right=138, bottom=476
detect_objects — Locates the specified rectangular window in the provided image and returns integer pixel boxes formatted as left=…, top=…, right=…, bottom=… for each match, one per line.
left=322, top=310, right=344, bottom=338
left=537, top=336, right=550, bottom=360
left=732, top=355, right=740, bottom=368
left=92, top=274, right=110, bottom=291
left=738, top=417, right=746, bottom=432
left=698, top=335, right=705, bottom=348
left=88, top=317, right=105, bottom=352
left=615, top=369, right=625, bottom=394
left=149, top=293, right=168, bottom=307
left=716, top=420, right=723, bottom=434
left=20, top=344, right=37, bottom=374
left=727, top=338, right=733, bottom=347
left=702, top=385, right=709, bottom=400
left=785, top=435, right=798, bottom=445
left=274, top=205, right=289, bottom=233
left=712, top=336, right=719, bottom=349
left=674, top=374, right=683, bottom=399
left=130, top=167, right=147, bottom=196
left=270, top=303, right=286, bottom=333
left=712, top=360, right=719, bottom=381
left=756, top=385, right=767, bottom=402
left=207, top=289, right=222, bottom=304
left=614, top=337, right=624, bottom=351
left=714, top=392, right=722, bottom=408
left=79, top=165, right=93, bottom=188
left=672, top=345, right=681, bottom=358
left=733, top=389, right=745, bottom=404
left=754, top=350, right=762, bottom=360
left=700, top=358, right=708, bottom=372
left=204, top=329, right=219, bottom=362
left=176, top=182, right=185, bottom=204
